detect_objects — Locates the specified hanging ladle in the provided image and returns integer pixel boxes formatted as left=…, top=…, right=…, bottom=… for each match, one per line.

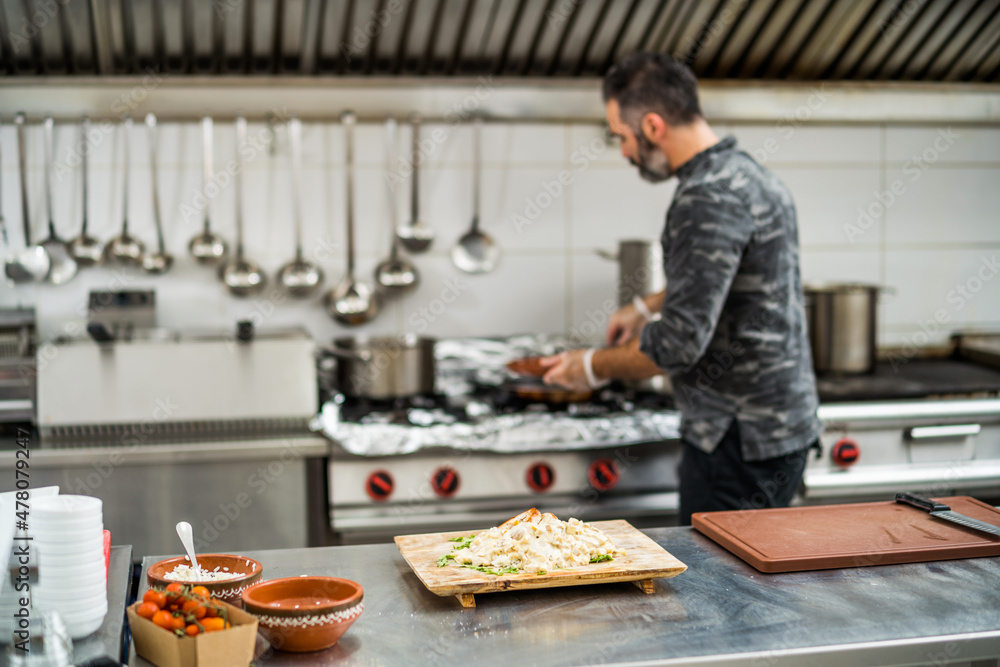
left=4, top=113, right=51, bottom=283
left=395, top=113, right=434, bottom=253
left=277, top=117, right=324, bottom=298
left=105, top=117, right=145, bottom=265
left=38, top=117, right=79, bottom=284
left=451, top=116, right=500, bottom=274
left=188, top=116, right=227, bottom=265
left=375, top=117, right=419, bottom=295
left=219, top=116, right=267, bottom=297
left=324, top=111, right=380, bottom=326
left=68, top=116, right=104, bottom=267
left=141, top=113, right=173, bottom=274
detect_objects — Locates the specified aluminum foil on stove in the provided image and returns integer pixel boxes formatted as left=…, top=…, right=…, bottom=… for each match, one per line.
left=311, top=399, right=682, bottom=457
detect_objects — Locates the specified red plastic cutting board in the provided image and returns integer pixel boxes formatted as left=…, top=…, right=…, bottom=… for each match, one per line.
left=692, top=496, right=1000, bottom=573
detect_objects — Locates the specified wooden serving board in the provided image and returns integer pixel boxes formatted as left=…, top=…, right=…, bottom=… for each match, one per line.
left=395, top=519, right=687, bottom=608
left=693, top=496, right=1000, bottom=574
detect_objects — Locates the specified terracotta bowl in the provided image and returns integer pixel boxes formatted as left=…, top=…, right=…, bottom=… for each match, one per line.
left=241, top=576, right=364, bottom=653
left=146, top=554, right=263, bottom=604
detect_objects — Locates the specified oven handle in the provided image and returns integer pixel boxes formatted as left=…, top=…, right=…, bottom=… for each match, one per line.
left=906, top=424, right=981, bottom=440
left=804, top=462, right=1000, bottom=498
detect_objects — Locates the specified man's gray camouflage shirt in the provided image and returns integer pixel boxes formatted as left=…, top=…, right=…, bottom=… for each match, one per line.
left=638, top=136, right=822, bottom=461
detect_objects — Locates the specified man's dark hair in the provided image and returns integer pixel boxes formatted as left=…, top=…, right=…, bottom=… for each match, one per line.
left=602, top=53, right=702, bottom=129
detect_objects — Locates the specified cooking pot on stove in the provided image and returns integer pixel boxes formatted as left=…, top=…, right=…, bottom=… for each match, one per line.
left=596, top=239, right=665, bottom=307
left=805, top=284, right=891, bottom=376
left=318, top=335, right=435, bottom=399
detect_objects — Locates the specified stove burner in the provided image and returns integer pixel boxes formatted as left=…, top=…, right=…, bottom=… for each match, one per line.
left=335, top=383, right=673, bottom=426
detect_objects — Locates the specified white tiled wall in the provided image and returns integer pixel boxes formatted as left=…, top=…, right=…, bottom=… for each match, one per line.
left=2, top=116, right=998, bottom=351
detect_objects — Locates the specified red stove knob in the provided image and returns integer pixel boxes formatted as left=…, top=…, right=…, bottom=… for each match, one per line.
left=832, top=438, right=860, bottom=467
left=365, top=470, right=394, bottom=501
left=431, top=466, right=460, bottom=498
left=526, top=463, right=556, bottom=493
left=588, top=458, right=620, bottom=492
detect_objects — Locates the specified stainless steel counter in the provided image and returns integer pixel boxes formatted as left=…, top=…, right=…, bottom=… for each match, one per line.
left=132, top=528, right=1000, bottom=667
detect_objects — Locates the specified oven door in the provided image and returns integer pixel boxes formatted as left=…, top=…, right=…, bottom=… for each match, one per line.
left=805, top=400, right=1000, bottom=503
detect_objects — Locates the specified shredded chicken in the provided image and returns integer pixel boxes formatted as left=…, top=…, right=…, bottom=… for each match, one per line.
left=447, top=508, right=625, bottom=574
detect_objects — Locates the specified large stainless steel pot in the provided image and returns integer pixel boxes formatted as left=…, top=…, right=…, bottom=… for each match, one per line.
left=804, top=284, right=882, bottom=375
left=321, top=335, right=435, bottom=399
left=596, top=240, right=665, bottom=307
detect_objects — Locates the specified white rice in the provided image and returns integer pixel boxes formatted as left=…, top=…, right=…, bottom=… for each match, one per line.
left=163, top=564, right=245, bottom=582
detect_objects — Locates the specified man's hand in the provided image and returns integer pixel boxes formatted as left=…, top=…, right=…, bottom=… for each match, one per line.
left=539, top=350, right=592, bottom=392
left=606, top=303, right=647, bottom=346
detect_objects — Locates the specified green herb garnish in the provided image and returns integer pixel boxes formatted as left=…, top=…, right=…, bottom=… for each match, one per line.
left=459, top=563, right=520, bottom=576
left=448, top=534, right=475, bottom=550
left=436, top=554, right=456, bottom=567
left=589, top=554, right=614, bottom=563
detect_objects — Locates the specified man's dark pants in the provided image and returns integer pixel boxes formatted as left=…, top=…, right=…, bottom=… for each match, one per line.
left=677, top=420, right=817, bottom=525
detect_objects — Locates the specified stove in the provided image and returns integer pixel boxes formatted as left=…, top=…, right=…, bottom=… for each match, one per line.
left=324, top=383, right=683, bottom=544
left=322, top=338, right=1000, bottom=544
left=805, top=354, right=1000, bottom=505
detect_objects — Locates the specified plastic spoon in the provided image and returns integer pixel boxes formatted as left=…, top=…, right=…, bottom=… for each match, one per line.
left=175, top=521, right=200, bottom=570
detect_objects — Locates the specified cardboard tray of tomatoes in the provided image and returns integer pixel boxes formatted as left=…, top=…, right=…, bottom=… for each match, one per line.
left=127, top=583, right=258, bottom=667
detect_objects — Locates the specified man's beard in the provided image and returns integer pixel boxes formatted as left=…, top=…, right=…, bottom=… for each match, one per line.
left=629, top=131, right=672, bottom=183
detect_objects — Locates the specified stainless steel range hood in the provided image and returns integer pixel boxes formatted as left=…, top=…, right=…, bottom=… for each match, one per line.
left=2, top=0, right=998, bottom=82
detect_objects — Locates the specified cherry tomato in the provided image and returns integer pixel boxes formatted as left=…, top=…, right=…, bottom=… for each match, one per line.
left=136, top=602, right=159, bottom=619
left=184, top=623, right=201, bottom=636
left=165, top=582, right=185, bottom=603
left=201, top=617, right=227, bottom=632
left=181, top=600, right=207, bottom=620
left=152, top=610, right=175, bottom=631
left=204, top=604, right=219, bottom=618
left=190, top=586, right=210, bottom=600
left=170, top=614, right=186, bottom=631
left=143, top=590, right=167, bottom=609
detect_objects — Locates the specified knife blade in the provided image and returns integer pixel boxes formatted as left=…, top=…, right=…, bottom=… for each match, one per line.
left=895, top=492, right=1000, bottom=536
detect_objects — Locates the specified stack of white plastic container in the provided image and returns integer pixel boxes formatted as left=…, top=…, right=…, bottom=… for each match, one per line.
left=32, top=495, right=107, bottom=639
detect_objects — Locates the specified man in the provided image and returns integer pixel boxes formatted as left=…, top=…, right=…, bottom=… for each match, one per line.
left=541, top=53, right=822, bottom=525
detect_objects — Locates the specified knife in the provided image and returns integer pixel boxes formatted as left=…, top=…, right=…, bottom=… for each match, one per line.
left=895, top=493, right=1000, bottom=536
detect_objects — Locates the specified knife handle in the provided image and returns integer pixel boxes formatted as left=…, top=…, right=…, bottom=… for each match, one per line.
left=896, top=492, right=950, bottom=513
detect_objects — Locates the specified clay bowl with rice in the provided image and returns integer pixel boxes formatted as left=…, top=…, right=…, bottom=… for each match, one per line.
left=146, top=554, right=263, bottom=604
